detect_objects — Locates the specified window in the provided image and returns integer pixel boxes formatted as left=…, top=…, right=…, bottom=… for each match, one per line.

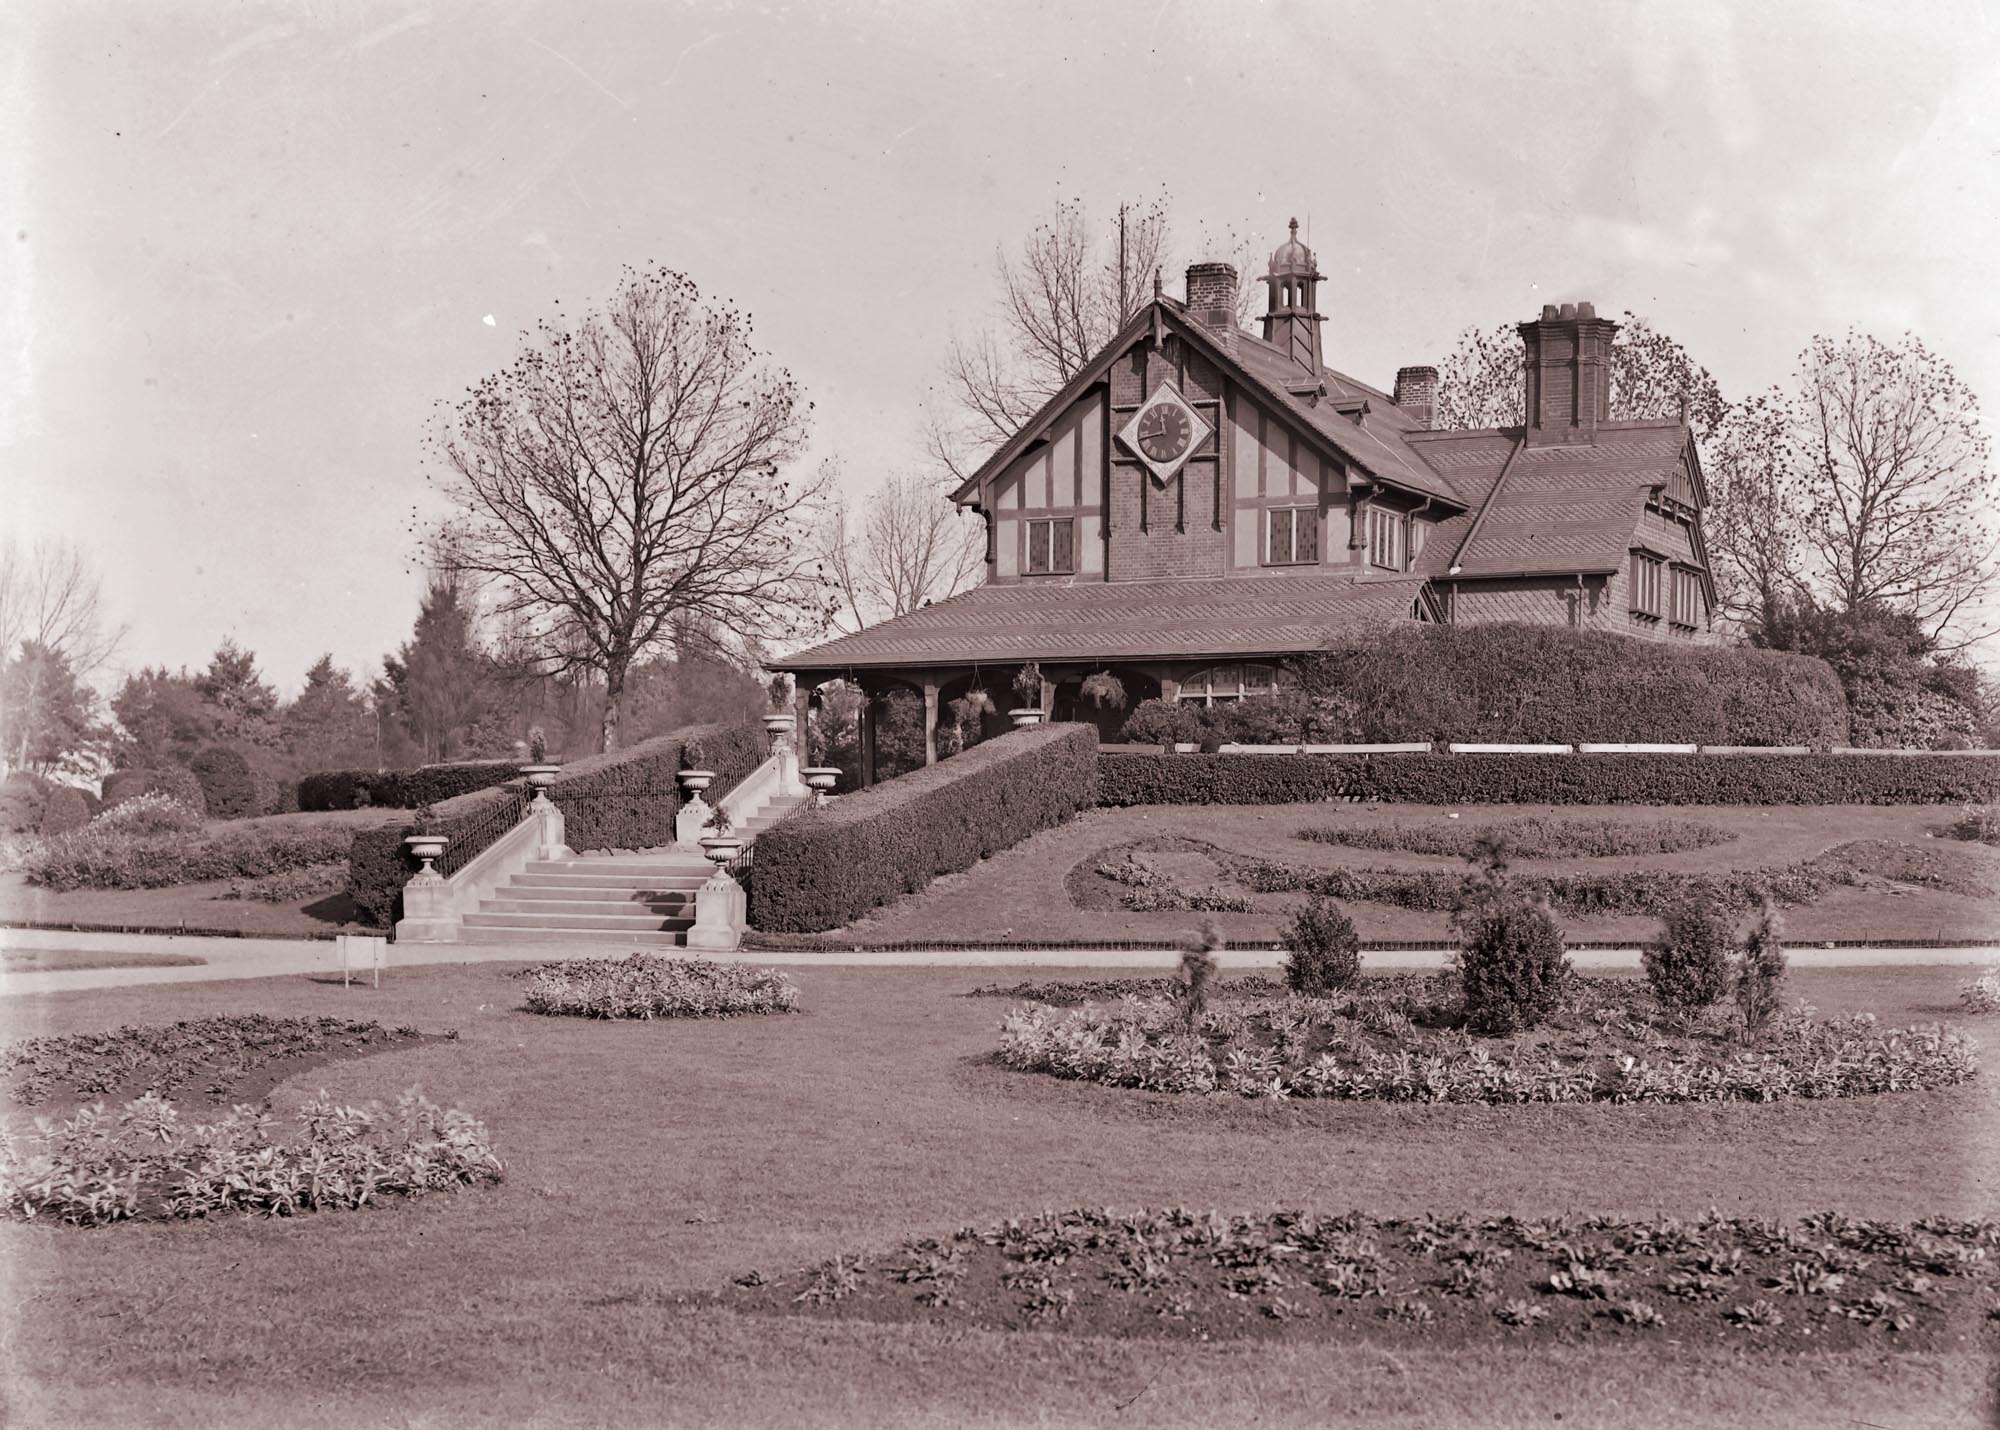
left=1026, top=517, right=1074, bottom=575
left=1366, top=506, right=1405, bottom=571
left=1630, top=552, right=1664, bottom=617
left=1669, top=566, right=1702, bottom=628
left=1177, top=663, right=1279, bottom=705
left=1265, top=506, right=1319, bottom=565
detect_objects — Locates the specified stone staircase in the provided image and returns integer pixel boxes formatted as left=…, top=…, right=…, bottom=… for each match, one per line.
left=459, top=793, right=808, bottom=946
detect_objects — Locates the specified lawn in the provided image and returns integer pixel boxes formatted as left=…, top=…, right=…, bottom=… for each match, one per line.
left=753, top=802, right=2000, bottom=947
left=2, top=961, right=1996, bottom=1427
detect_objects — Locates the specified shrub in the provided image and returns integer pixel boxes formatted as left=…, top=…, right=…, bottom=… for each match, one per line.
left=91, top=791, right=205, bottom=837
left=0, top=771, right=51, bottom=833
left=521, top=953, right=799, bottom=1018
left=750, top=724, right=1098, bottom=933
left=1119, top=698, right=1204, bottom=747
left=1735, top=902, right=1788, bottom=1034
left=1301, top=815, right=1732, bottom=859
left=1096, top=751, right=2000, bottom=807
left=24, top=821, right=356, bottom=892
left=1453, top=850, right=1570, bottom=1034
left=1948, top=806, right=2000, bottom=845
left=102, top=767, right=206, bottom=817
left=1644, top=896, right=1735, bottom=1014
left=1281, top=895, right=1361, bottom=995
left=37, top=786, right=91, bottom=837
left=0, top=1089, right=503, bottom=1225
left=345, top=719, right=766, bottom=928
left=1960, top=968, right=2000, bottom=1015
left=189, top=746, right=259, bottom=820
left=220, top=862, right=349, bottom=903
left=1288, top=622, right=1849, bottom=746
left=1847, top=675, right=1981, bottom=750
left=298, top=761, right=522, bottom=812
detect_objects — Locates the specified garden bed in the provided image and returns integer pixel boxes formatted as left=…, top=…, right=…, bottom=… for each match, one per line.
left=520, top=953, right=800, bottom=1019
left=997, top=975, right=1978, bottom=1104
left=725, top=1206, right=1997, bottom=1350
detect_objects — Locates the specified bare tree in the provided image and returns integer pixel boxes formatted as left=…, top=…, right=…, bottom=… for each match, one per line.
left=1704, top=393, right=1807, bottom=636
left=428, top=265, right=832, bottom=753
left=821, top=469, right=984, bottom=633
left=1786, top=331, right=1997, bottom=649
left=0, top=537, right=126, bottom=674
left=1432, top=314, right=1726, bottom=439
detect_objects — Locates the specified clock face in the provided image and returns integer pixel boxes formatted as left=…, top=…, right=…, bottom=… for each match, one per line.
left=1136, top=404, right=1193, bottom=462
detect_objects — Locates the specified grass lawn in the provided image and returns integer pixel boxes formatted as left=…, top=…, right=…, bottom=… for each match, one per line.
left=3, top=961, right=1996, bottom=1427
left=0, top=948, right=204, bottom=973
left=755, top=802, right=2000, bottom=947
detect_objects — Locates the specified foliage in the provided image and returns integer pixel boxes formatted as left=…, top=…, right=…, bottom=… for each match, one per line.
left=220, top=862, right=349, bottom=904
left=373, top=575, right=508, bottom=766
left=37, top=785, right=92, bottom=836
left=189, top=744, right=259, bottom=820
left=1301, top=816, right=1733, bottom=860
left=1947, top=806, right=2000, bottom=846
left=749, top=724, right=1098, bottom=933
left=1079, top=671, right=1127, bottom=710
left=0, top=1089, right=503, bottom=1224
left=964, top=974, right=1284, bottom=1006
left=428, top=265, right=832, bottom=754
left=279, top=655, right=377, bottom=776
left=1012, top=661, right=1043, bottom=709
left=1174, top=920, right=1222, bottom=1029
left=91, top=791, right=205, bottom=837
left=1735, top=903, right=1788, bottom=1035
left=298, top=760, right=522, bottom=812
left=1451, top=849, right=1571, bottom=1035
left=521, top=954, right=799, bottom=1019
left=0, top=770, right=51, bottom=834
left=1958, top=968, right=2000, bottom=1015
left=23, top=818, right=356, bottom=892
left=1118, top=697, right=1205, bottom=747
left=1091, top=847, right=1249, bottom=912
left=2, top=641, right=103, bottom=774
left=1096, top=750, right=2000, bottom=808
left=1756, top=599, right=1983, bottom=749
left=1286, top=623, right=1848, bottom=748
left=344, top=718, right=765, bottom=926
left=101, top=766, right=206, bottom=817
left=996, top=975, right=1979, bottom=1105
left=192, top=640, right=280, bottom=744
left=1645, top=897, right=1735, bottom=1014
left=1282, top=896, right=1362, bottom=995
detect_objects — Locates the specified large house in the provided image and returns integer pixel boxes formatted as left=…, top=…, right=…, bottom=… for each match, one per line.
left=778, top=221, right=1717, bottom=780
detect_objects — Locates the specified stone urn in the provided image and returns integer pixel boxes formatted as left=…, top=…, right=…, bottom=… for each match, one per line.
left=678, top=768, right=716, bottom=795
left=520, top=764, right=561, bottom=793
left=1008, top=708, right=1046, bottom=729
left=762, top=713, right=796, bottom=739
left=699, top=835, right=743, bottom=867
left=802, top=766, right=840, bottom=806
left=403, top=833, right=448, bottom=879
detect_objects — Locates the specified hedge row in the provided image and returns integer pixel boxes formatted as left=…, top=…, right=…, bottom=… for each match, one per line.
left=1287, top=623, right=1851, bottom=747
left=749, top=724, right=1100, bottom=933
left=298, top=761, right=523, bottom=812
left=346, top=719, right=768, bottom=928
left=1097, top=752, right=2000, bottom=807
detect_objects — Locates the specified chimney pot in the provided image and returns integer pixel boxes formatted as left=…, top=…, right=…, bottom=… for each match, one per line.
left=1542, top=304, right=1560, bottom=320
left=1184, top=262, right=1240, bottom=335
left=1576, top=300, right=1596, bottom=320
left=1559, top=302, right=1577, bottom=320
left=1393, top=365, right=1439, bottom=430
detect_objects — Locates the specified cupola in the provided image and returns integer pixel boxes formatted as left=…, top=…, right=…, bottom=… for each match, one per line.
left=1260, top=218, right=1324, bottom=377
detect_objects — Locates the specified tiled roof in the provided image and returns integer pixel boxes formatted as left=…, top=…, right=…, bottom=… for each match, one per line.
left=1406, top=423, right=1691, bottom=579
left=775, top=574, right=1430, bottom=671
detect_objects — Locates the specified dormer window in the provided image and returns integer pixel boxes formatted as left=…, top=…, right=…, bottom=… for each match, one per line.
left=1366, top=506, right=1406, bottom=571
left=1026, top=517, right=1074, bottom=575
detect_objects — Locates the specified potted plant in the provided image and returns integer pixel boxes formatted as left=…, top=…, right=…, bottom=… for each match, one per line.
left=801, top=765, right=840, bottom=806
left=678, top=738, right=715, bottom=793
left=698, top=804, right=742, bottom=865
left=520, top=725, right=561, bottom=789
left=763, top=673, right=796, bottom=738
left=1009, top=661, right=1045, bottom=728
left=403, top=805, right=448, bottom=876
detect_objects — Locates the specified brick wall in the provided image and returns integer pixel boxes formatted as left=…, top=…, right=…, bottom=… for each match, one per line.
left=1106, top=336, right=1230, bottom=580
left=1451, top=575, right=1621, bottom=631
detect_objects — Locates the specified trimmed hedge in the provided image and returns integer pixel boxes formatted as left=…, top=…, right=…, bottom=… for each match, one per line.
left=346, top=719, right=767, bottom=928
left=1289, top=623, right=1850, bottom=747
left=298, top=761, right=523, bottom=812
left=102, top=767, right=206, bottom=817
left=25, top=821, right=358, bottom=891
left=1097, top=751, right=2000, bottom=807
left=190, top=745, right=259, bottom=820
left=749, top=724, right=1099, bottom=934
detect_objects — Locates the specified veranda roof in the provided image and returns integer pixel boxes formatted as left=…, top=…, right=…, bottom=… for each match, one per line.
left=775, top=573, right=1429, bottom=673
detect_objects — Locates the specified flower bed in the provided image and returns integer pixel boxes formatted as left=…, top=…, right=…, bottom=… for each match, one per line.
left=727, top=1206, right=1996, bottom=1347
left=1300, top=815, right=1734, bottom=860
left=1, top=1089, right=504, bottom=1225
left=22, top=816, right=355, bottom=892
left=996, top=975, right=1977, bottom=1104
left=520, top=953, right=799, bottom=1019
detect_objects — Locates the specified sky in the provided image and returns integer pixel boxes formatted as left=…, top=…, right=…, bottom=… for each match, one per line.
left=5, top=0, right=1999, bottom=695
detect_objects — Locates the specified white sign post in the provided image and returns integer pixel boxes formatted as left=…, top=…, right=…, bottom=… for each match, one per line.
left=337, top=934, right=388, bottom=989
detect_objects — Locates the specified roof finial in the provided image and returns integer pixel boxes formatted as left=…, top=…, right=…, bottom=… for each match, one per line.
left=1153, top=268, right=1163, bottom=299
left=1289, top=217, right=1299, bottom=240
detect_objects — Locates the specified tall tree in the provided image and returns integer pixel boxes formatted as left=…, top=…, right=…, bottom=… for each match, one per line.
left=1704, top=394, right=1806, bottom=636
left=0, top=642, right=100, bottom=773
left=1430, top=313, right=1727, bottom=440
left=194, top=640, right=280, bottom=746
left=0, top=536, right=126, bottom=675
left=281, top=655, right=378, bottom=772
left=1786, top=331, right=1996, bottom=649
left=820, top=469, right=985, bottom=633
left=429, top=265, right=831, bottom=753
left=375, top=576, right=503, bottom=764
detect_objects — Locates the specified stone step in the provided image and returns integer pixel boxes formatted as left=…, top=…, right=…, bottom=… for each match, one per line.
left=511, top=871, right=709, bottom=891
left=462, top=910, right=695, bottom=932
left=462, top=925, right=691, bottom=947
left=496, top=883, right=699, bottom=903
left=529, top=860, right=710, bottom=877
left=480, top=896, right=696, bottom=919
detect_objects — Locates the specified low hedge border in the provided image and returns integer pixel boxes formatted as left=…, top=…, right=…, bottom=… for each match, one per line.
left=1098, top=752, right=2000, bottom=807
left=748, top=724, right=1100, bottom=934
left=347, top=718, right=767, bottom=928
left=298, top=761, right=522, bottom=812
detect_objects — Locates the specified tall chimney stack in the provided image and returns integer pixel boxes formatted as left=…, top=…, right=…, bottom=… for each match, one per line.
left=1393, top=366, right=1438, bottom=430
left=1184, top=262, right=1239, bottom=336
left=1519, top=300, right=1617, bottom=446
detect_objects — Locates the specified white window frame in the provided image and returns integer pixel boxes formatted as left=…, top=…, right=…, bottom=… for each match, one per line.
left=1366, top=506, right=1406, bottom=571
left=1176, top=663, right=1280, bottom=706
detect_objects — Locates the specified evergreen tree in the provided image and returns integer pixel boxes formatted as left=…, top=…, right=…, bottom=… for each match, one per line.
left=281, top=655, right=378, bottom=771
left=0, top=641, right=100, bottom=773
left=110, top=667, right=216, bottom=770
left=194, top=640, right=280, bottom=745
left=375, top=577, right=504, bottom=763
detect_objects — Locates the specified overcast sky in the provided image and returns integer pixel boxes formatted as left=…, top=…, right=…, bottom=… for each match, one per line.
left=6, top=0, right=1997, bottom=693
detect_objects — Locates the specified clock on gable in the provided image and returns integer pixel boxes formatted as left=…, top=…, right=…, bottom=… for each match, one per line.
left=1117, top=381, right=1212, bottom=486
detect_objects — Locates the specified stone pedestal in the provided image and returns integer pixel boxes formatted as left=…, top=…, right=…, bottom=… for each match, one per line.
left=530, top=790, right=569, bottom=860
left=675, top=793, right=712, bottom=849
left=395, top=869, right=459, bottom=943
left=684, top=870, right=746, bottom=951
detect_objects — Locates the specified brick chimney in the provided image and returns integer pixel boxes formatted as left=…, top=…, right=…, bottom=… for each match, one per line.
left=1519, top=301, right=1618, bottom=446
left=1393, top=365, right=1438, bottom=430
left=1185, top=262, right=1239, bottom=334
